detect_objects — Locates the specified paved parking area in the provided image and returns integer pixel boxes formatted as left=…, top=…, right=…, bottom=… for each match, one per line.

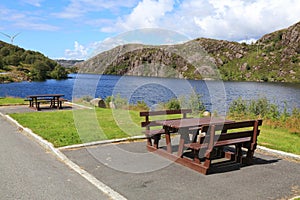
left=62, top=141, right=300, bottom=200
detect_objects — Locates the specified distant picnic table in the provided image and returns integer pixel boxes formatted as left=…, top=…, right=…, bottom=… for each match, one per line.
left=25, top=94, right=67, bottom=111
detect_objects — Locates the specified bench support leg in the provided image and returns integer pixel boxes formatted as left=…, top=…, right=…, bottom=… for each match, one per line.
left=147, top=138, right=152, bottom=146
left=193, top=150, right=201, bottom=164
left=153, top=135, right=161, bottom=149
left=235, top=144, right=243, bottom=163
left=203, top=153, right=212, bottom=169
left=165, top=133, right=172, bottom=153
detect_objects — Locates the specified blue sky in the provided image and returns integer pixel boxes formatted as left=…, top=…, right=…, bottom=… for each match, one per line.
left=1, top=0, right=300, bottom=60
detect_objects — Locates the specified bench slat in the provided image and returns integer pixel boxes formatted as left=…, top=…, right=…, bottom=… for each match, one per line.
left=140, top=109, right=192, bottom=117
left=185, top=137, right=251, bottom=150
left=144, top=129, right=165, bottom=138
left=201, top=119, right=263, bottom=132
left=140, top=109, right=193, bottom=148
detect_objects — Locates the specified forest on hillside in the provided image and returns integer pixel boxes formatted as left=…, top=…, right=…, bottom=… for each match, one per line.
left=0, top=40, right=69, bottom=83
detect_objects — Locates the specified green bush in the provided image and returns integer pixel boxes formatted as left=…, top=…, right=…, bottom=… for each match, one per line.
left=166, top=98, right=181, bottom=110
left=228, top=97, right=300, bottom=134
left=105, top=94, right=128, bottom=109
left=82, top=96, right=93, bottom=102
left=135, top=100, right=149, bottom=111
left=229, top=97, right=247, bottom=115
left=229, top=97, right=282, bottom=119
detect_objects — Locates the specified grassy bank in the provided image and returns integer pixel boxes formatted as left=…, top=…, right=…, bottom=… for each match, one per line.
left=0, top=97, right=26, bottom=105
left=2, top=96, right=299, bottom=155
left=10, top=108, right=142, bottom=147
left=7, top=107, right=300, bottom=155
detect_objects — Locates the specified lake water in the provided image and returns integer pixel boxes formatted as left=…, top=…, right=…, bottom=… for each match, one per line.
left=1, top=73, right=299, bottom=114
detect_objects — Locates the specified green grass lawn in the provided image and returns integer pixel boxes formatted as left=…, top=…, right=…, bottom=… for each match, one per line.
left=0, top=97, right=26, bottom=105
left=10, top=108, right=143, bottom=147
left=258, top=125, right=300, bottom=154
left=7, top=106, right=300, bottom=155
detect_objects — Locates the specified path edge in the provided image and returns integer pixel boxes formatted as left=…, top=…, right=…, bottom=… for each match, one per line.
left=0, top=113, right=127, bottom=200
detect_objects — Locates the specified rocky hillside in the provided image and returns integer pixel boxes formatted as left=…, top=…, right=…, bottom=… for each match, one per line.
left=77, top=21, right=300, bottom=82
left=55, top=59, right=83, bottom=68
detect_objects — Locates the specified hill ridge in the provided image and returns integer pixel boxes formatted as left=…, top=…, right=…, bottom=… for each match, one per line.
left=77, top=21, right=300, bottom=82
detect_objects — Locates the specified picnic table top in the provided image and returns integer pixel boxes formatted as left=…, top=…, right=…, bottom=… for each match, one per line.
left=26, top=94, right=64, bottom=98
left=155, top=117, right=234, bottom=129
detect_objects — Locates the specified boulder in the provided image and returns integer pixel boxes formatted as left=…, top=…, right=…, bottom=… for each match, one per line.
left=90, top=98, right=106, bottom=108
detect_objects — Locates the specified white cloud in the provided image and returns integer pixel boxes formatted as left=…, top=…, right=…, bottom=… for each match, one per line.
left=103, top=0, right=300, bottom=41
left=64, top=41, right=89, bottom=59
left=115, top=0, right=175, bottom=30
left=176, top=0, right=300, bottom=40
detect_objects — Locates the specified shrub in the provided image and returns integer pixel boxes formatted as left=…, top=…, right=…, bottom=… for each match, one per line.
left=166, top=98, right=181, bottom=110
left=105, top=95, right=113, bottom=106
left=228, top=97, right=300, bottom=134
left=248, top=97, right=270, bottom=117
left=135, top=100, right=149, bottom=111
left=105, top=94, right=128, bottom=109
left=179, top=92, right=205, bottom=114
left=229, top=97, right=247, bottom=116
left=82, top=96, right=93, bottom=102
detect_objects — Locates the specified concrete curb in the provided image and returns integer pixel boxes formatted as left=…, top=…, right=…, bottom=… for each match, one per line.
left=59, top=134, right=300, bottom=162
left=257, top=145, right=300, bottom=161
left=65, top=102, right=93, bottom=109
left=58, top=135, right=146, bottom=150
left=0, top=113, right=127, bottom=200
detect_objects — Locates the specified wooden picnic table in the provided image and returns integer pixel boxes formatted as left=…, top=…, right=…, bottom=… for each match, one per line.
left=155, top=117, right=234, bottom=156
left=150, top=117, right=262, bottom=174
left=26, top=94, right=65, bottom=111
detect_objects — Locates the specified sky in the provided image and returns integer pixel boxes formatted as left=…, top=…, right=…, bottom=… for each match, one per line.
left=0, top=0, right=300, bottom=60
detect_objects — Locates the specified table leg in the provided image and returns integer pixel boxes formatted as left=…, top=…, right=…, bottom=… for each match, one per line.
left=165, top=130, right=172, bottom=153
left=177, top=128, right=191, bottom=157
left=34, top=97, right=40, bottom=111
left=177, top=137, right=185, bottom=157
left=58, top=97, right=62, bottom=109
left=54, top=97, right=59, bottom=109
left=29, top=99, right=33, bottom=107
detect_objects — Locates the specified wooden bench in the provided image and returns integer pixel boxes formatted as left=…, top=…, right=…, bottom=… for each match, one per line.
left=184, top=119, right=262, bottom=174
left=140, top=109, right=192, bottom=148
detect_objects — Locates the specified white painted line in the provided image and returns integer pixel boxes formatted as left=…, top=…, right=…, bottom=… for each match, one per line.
left=1, top=113, right=127, bottom=200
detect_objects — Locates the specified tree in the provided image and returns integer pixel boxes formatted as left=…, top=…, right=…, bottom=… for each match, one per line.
left=50, top=65, right=68, bottom=79
left=4, top=54, right=20, bottom=66
left=0, top=58, right=4, bottom=70
left=0, top=47, right=10, bottom=57
left=31, top=60, right=50, bottom=81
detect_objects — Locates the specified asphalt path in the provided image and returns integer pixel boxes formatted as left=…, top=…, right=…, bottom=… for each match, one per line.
left=0, top=115, right=110, bottom=200
left=62, top=141, right=300, bottom=200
